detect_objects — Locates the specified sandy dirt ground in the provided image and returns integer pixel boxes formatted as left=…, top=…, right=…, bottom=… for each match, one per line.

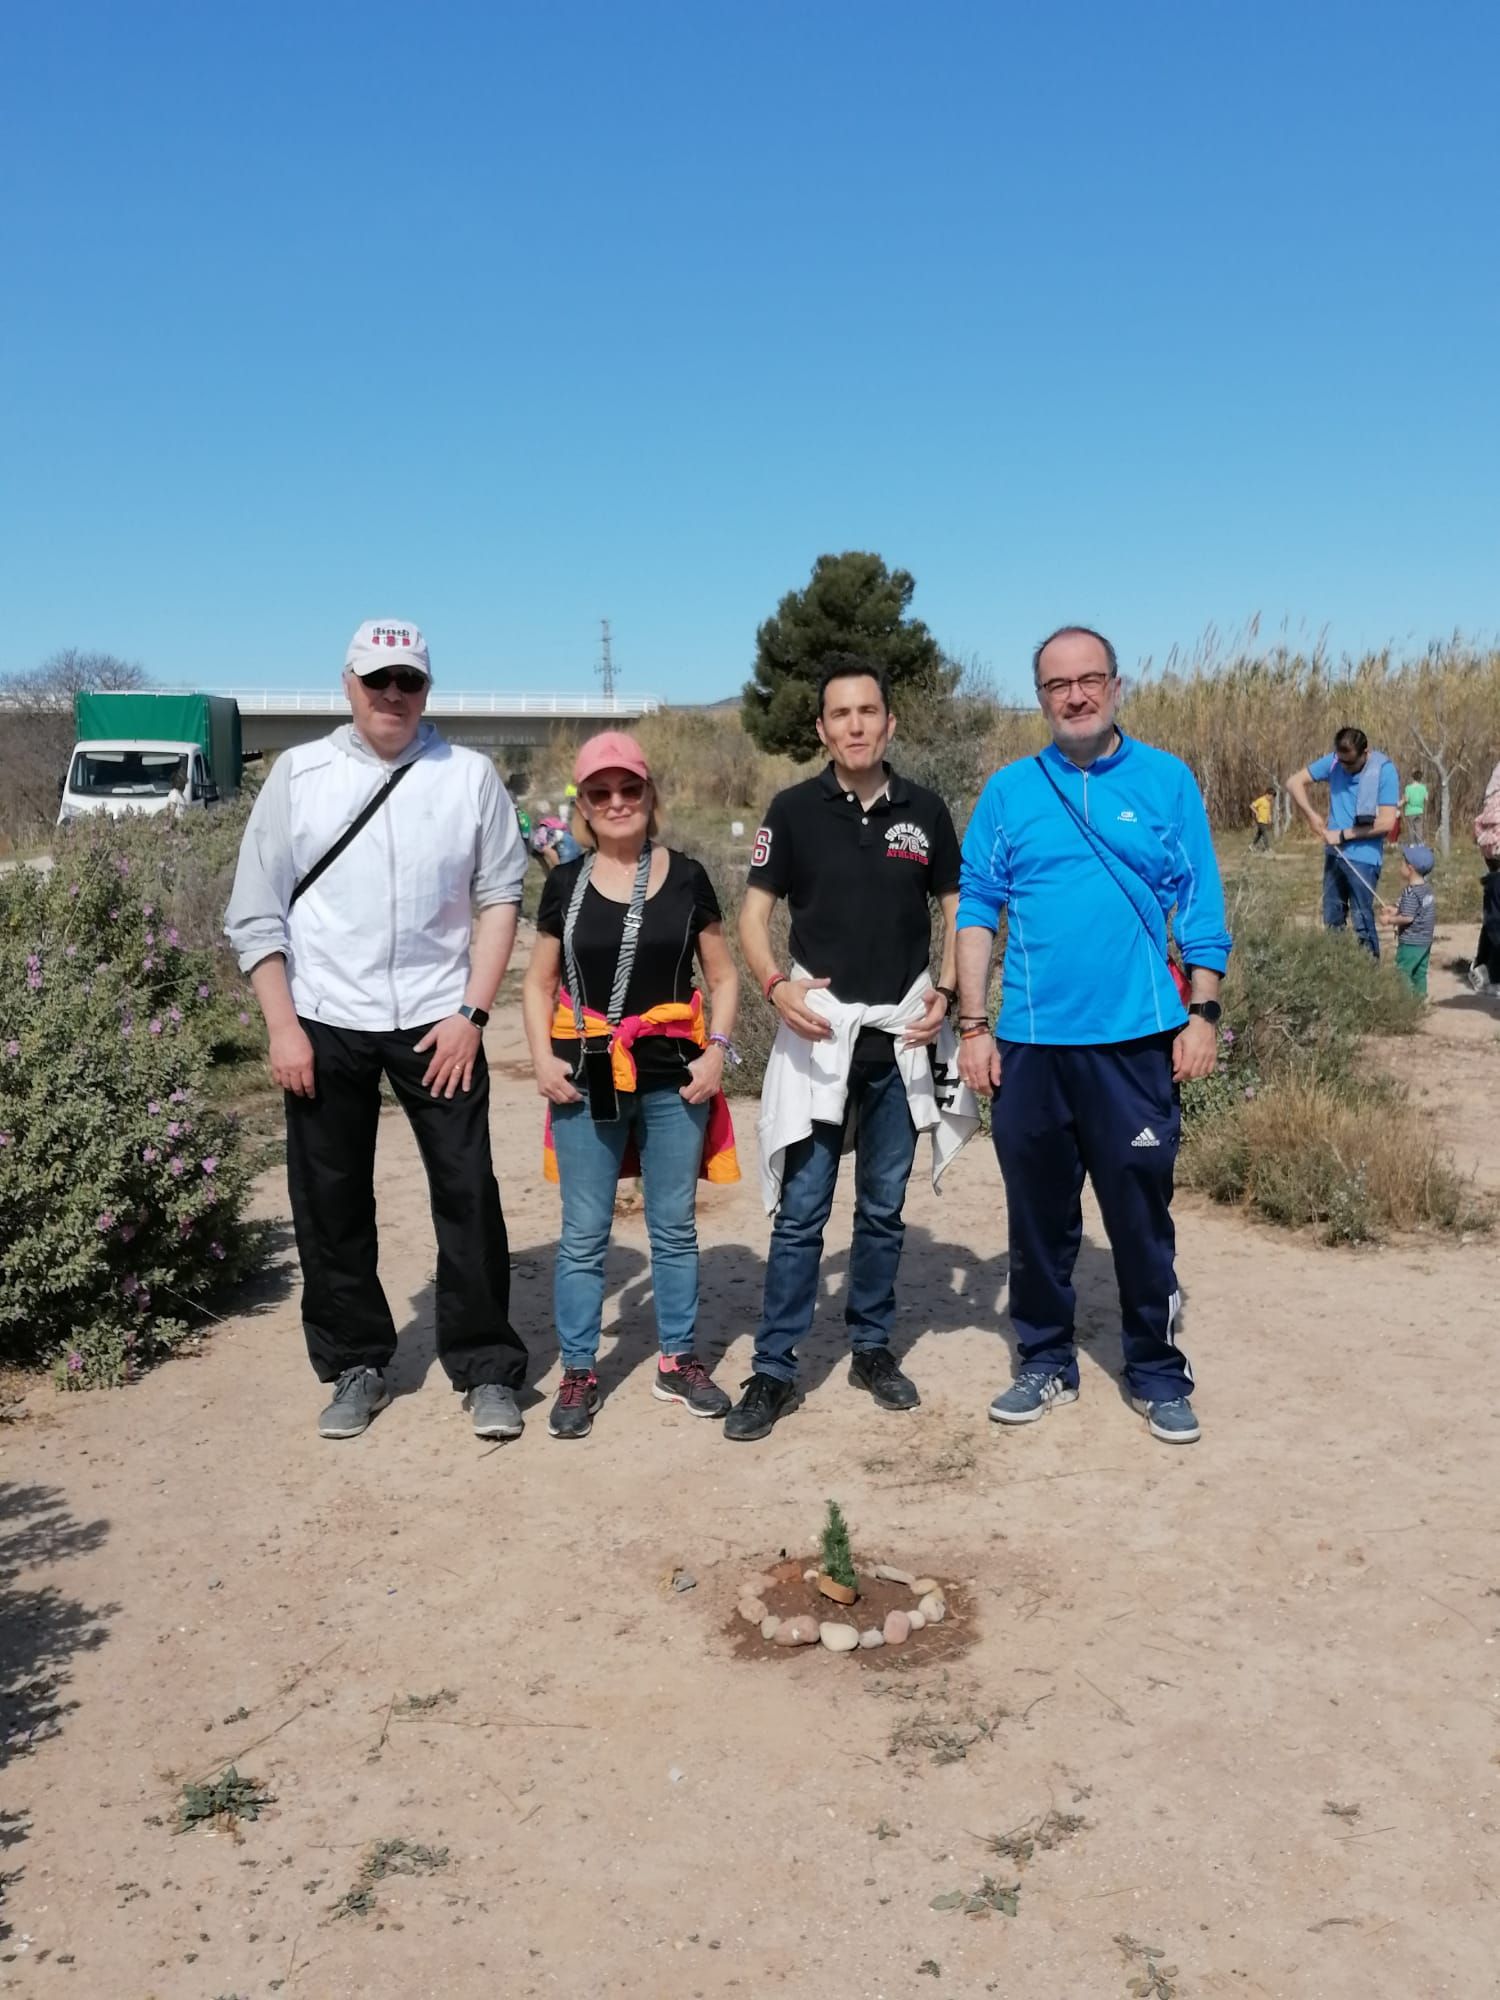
left=2, top=940, right=1497, bottom=2000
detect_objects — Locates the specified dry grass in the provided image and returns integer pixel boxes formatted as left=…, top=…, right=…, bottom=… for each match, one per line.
left=1181, top=1075, right=1488, bottom=1244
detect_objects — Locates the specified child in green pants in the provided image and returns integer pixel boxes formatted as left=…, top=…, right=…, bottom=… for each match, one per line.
left=1381, top=842, right=1436, bottom=994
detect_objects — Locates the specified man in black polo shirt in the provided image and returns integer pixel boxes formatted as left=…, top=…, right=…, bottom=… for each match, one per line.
left=727, top=657, right=962, bottom=1440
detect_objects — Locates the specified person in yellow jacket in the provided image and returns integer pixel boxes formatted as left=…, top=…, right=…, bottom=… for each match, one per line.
left=1250, top=790, right=1273, bottom=852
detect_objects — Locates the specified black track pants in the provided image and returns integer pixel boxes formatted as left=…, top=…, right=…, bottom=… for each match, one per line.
left=284, top=1018, right=527, bottom=1391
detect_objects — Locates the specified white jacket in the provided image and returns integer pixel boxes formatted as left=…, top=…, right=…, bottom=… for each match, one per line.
left=757, top=968, right=980, bottom=1213
left=224, top=723, right=526, bottom=1032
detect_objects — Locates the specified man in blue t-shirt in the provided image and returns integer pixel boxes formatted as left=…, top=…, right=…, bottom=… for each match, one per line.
left=1286, top=727, right=1401, bottom=958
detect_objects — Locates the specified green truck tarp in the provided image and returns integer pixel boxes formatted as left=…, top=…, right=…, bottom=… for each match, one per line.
left=72, top=691, right=244, bottom=792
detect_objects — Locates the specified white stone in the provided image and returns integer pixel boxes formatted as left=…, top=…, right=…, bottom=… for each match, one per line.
left=907, top=1610, right=926, bottom=1631
left=819, top=1622, right=860, bottom=1653
left=873, top=1564, right=915, bottom=1587
left=859, top=1628, right=885, bottom=1649
left=918, top=1592, right=946, bottom=1624
left=759, top=1615, right=780, bottom=1641
left=737, top=1596, right=768, bottom=1624
left=911, top=1576, right=941, bottom=1597
left=803, top=1567, right=819, bottom=1582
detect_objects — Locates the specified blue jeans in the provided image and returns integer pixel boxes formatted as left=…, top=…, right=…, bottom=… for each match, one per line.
left=550, top=1090, right=709, bottom=1370
left=1322, top=848, right=1382, bottom=958
left=753, top=1061, right=918, bottom=1383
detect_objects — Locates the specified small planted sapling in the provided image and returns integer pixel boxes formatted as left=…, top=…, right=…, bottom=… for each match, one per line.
left=817, top=1498, right=859, bottom=1604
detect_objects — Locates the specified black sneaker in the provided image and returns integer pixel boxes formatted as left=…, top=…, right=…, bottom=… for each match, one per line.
left=849, top=1346, right=920, bottom=1411
left=652, top=1355, right=731, bottom=1419
left=548, top=1369, right=600, bottom=1440
left=723, top=1371, right=798, bottom=1442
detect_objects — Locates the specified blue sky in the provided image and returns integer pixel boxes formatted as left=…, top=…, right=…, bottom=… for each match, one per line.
left=3, top=1, right=1496, bottom=702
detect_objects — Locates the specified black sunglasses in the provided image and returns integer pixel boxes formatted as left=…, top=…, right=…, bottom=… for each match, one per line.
left=360, top=667, right=427, bottom=694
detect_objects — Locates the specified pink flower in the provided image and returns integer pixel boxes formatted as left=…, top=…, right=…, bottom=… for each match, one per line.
left=142, top=1146, right=159, bottom=1164
left=169, top=1156, right=185, bottom=1177
left=121, top=1275, right=139, bottom=1297
left=109, top=908, right=119, bottom=921
left=166, top=1121, right=181, bottom=1138
left=144, top=930, right=155, bottom=947
left=1220, top=1027, right=1236, bottom=1046
left=96, top=1211, right=115, bottom=1231
left=197, top=984, right=210, bottom=999
left=142, top=901, right=152, bottom=916
left=201, top=1155, right=218, bottom=1175
left=65, top=943, right=78, bottom=958
left=149, top=1019, right=163, bottom=1037
left=142, top=956, right=155, bottom=972
left=67, top=1351, right=83, bottom=1373
left=170, top=1089, right=188, bottom=1104
left=148, top=1100, right=160, bottom=1116
left=238, top=1011, right=250, bottom=1026
left=166, top=927, right=179, bottom=947
left=68, top=882, right=80, bottom=898
left=168, top=1007, right=182, bottom=1026
left=26, top=967, right=41, bottom=990
left=3, top=1041, right=16, bottom=1059
left=0, top=1133, right=10, bottom=1148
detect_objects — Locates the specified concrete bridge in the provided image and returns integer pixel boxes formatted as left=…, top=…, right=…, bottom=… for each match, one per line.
left=218, top=689, right=665, bottom=755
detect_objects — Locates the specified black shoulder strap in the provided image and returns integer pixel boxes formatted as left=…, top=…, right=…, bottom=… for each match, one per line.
left=290, top=758, right=417, bottom=908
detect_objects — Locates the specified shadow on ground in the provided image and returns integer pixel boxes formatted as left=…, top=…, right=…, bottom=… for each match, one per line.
left=0, top=1481, right=114, bottom=1938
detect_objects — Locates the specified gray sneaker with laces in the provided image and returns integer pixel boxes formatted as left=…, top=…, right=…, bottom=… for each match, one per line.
left=318, top=1366, right=390, bottom=1439
left=988, top=1367, right=1079, bottom=1425
left=465, top=1383, right=525, bottom=1440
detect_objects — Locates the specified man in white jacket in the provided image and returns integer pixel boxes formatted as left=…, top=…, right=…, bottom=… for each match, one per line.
left=728, top=657, right=963, bottom=1441
left=225, top=619, right=530, bottom=1441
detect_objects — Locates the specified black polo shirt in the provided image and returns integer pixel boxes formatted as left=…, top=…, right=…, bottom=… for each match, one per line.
left=748, top=764, right=961, bottom=1058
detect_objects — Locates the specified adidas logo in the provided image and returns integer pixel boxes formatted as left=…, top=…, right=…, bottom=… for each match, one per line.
left=1130, top=1127, right=1160, bottom=1148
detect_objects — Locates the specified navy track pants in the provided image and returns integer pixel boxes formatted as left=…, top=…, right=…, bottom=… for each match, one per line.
left=992, top=1035, right=1193, bottom=1402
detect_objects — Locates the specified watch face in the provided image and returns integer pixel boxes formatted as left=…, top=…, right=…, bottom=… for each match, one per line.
left=1192, top=1001, right=1223, bottom=1024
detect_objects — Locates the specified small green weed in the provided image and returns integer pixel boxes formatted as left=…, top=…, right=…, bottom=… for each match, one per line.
left=174, top=1766, right=273, bottom=1833
left=330, top=1836, right=452, bottom=1919
left=978, top=1809, right=1087, bottom=1866
left=931, top=1875, right=1021, bottom=1918
left=1115, top=1933, right=1179, bottom=1998
left=394, top=1689, right=458, bottom=1715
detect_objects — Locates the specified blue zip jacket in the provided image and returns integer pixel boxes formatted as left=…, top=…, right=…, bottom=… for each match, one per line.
left=957, top=734, right=1231, bottom=1046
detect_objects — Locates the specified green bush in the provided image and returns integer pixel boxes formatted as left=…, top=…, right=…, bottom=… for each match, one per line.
left=0, top=828, right=266, bottom=1385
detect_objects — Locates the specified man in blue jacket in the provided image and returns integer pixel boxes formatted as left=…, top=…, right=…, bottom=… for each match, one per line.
left=954, top=627, right=1230, bottom=1445
left=1285, top=728, right=1400, bottom=958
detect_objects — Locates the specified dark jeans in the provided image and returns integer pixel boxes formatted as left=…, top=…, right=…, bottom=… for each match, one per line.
left=1322, top=848, right=1382, bottom=958
left=1251, top=823, right=1270, bottom=850
left=753, top=1061, right=918, bottom=1384
left=284, top=1018, right=526, bottom=1391
left=993, top=1036, right=1192, bottom=1404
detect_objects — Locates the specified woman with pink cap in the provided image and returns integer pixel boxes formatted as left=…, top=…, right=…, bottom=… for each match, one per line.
left=522, top=731, right=741, bottom=1439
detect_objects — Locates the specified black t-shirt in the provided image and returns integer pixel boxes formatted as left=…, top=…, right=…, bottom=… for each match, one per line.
left=747, top=764, right=962, bottom=1064
left=537, top=848, right=722, bottom=1091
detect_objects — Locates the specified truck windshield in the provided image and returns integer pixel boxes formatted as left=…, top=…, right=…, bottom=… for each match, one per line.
left=69, top=751, right=187, bottom=798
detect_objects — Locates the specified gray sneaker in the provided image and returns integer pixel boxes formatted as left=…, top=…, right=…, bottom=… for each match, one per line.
left=1131, top=1395, right=1201, bottom=1444
left=318, top=1366, right=390, bottom=1440
left=988, top=1367, right=1079, bottom=1425
left=465, top=1383, right=524, bottom=1440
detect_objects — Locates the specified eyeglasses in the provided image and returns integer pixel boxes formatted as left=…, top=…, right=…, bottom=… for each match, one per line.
left=1039, top=672, right=1114, bottom=700
left=361, top=668, right=427, bottom=694
left=581, top=778, right=648, bottom=808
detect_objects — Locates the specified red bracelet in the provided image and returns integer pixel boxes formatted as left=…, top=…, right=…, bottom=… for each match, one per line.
left=763, top=971, right=787, bottom=1000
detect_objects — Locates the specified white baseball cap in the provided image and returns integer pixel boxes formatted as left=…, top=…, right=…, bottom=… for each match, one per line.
left=344, top=618, right=432, bottom=683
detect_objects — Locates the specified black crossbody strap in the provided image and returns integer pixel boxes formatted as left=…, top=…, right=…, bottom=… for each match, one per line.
left=1032, top=754, right=1170, bottom=959
left=290, top=757, right=418, bottom=908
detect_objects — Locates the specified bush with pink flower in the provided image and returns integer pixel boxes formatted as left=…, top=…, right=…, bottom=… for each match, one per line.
left=0, top=815, right=268, bottom=1387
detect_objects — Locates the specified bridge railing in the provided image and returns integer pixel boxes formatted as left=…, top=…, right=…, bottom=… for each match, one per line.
left=215, top=690, right=664, bottom=717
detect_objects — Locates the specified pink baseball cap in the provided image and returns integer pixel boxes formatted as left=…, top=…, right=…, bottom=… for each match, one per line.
left=574, top=731, right=651, bottom=787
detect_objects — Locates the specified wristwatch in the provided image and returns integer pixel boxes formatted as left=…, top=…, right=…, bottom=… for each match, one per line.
left=458, top=1003, right=490, bottom=1028
left=1188, top=1000, right=1223, bottom=1025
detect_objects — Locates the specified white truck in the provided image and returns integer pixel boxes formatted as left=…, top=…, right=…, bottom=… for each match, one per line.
left=58, top=691, right=246, bottom=823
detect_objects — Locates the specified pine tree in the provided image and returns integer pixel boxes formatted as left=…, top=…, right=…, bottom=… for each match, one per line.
left=820, top=1498, right=857, bottom=1590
